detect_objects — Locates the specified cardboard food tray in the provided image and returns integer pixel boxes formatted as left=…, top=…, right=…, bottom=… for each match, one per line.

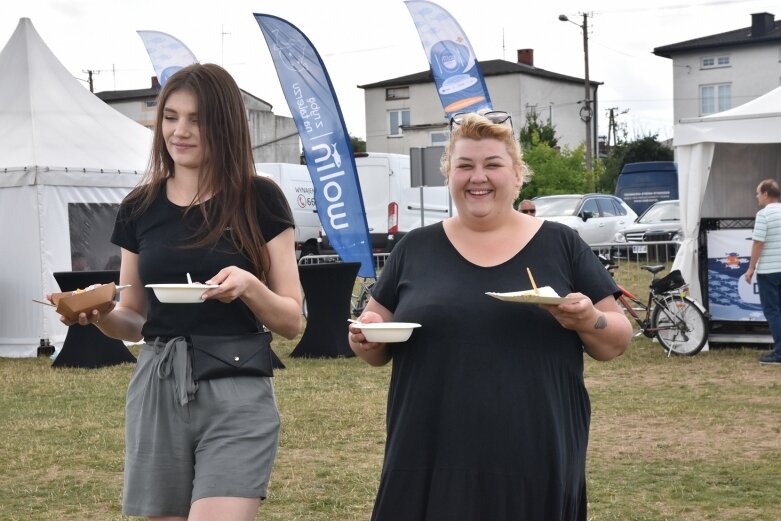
left=48, top=283, right=117, bottom=321
left=485, top=291, right=580, bottom=305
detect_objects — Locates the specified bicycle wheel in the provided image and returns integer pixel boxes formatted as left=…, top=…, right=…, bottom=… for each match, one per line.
left=651, top=295, right=708, bottom=355
left=351, top=280, right=375, bottom=318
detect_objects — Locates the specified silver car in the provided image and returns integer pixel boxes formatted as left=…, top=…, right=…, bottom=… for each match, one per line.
left=533, top=194, right=638, bottom=245
left=614, top=199, right=681, bottom=258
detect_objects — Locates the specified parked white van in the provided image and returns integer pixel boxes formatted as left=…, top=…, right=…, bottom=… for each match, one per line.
left=255, top=162, right=321, bottom=257
left=320, top=152, right=454, bottom=253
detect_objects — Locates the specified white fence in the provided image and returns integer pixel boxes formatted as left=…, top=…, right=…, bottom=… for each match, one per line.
left=590, top=241, right=681, bottom=291
left=298, top=253, right=390, bottom=277
left=298, top=243, right=681, bottom=287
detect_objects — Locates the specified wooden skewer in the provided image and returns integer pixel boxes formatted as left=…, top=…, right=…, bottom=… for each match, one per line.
left=526, top=267, right=539, bottom=295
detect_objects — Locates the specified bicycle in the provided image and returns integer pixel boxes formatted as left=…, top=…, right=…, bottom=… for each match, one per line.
left=600, top=256, right=709, bottom=356
left=351, top=277, right=375, bottom=318
left=300, top=274, right=374, bottom=320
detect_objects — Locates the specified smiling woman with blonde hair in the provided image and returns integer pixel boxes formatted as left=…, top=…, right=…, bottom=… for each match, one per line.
left=349, top=111, right=632, bottom=521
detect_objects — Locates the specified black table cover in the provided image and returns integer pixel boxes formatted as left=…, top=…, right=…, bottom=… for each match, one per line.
left=292, top=262, right=361, bottom=358
left=51, top=271, right=137, bottom=368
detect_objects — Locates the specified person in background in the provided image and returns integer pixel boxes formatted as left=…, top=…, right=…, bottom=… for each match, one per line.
left=71, top=251, right=90, bottom=271
left=516, top=198, right=536, bottom=215
left=349, top=111, right=632, bottom=521
left=54, top=63, right=302, bottom=520
left=103, top=254, right=121, bottom=271
left=744, top=178, right=781, bottom=365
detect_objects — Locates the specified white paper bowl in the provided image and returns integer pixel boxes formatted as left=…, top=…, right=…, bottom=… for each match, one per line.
left=145, top=284, right=219, bottom=304
left=353, top=322, right=422, bottom=343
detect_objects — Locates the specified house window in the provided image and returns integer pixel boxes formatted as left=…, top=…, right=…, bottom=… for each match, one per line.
left=386, top=87, right=409, bottom=100
left=145, top=100, right=157, bottom=108
left=700, top=83, right=731, bottom=115
left=430, top=131, right=449, bottom=146
left=389, top=110, right=410, bottom=136
left=701, top=55, right=730, bottom=69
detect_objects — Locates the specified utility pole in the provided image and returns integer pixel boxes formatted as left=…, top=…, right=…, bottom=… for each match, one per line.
left=559, top=12, right=594, bottom=173
left=605, top=106, right=628, bottom=152
left=82, top=69, right=99, bottom=92
left=580, top=12, right=593, bottom=172
left=606, top=107, right=617, bottom=153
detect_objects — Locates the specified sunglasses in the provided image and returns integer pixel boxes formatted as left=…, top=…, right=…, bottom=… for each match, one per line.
left=449, top=110, right=513, bottom=131
left=520, top=209, right=536, bottom=215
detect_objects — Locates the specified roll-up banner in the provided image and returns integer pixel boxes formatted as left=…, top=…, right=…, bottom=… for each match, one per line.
left=405, top=0, right=492, bottom=118
left=254, top=14, right=375, bottom=278
left=136, top=31, right=198, bottom=86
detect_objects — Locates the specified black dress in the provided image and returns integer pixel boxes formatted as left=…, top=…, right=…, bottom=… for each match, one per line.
left=370, top=221, right=619, bottom=521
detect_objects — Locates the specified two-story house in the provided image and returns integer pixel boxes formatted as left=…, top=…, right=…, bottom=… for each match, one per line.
left=359, top=49, right=599, bottom=157
left=96, top=78, right=300, bottom=164
left=654, top=12, right=781, bottom=123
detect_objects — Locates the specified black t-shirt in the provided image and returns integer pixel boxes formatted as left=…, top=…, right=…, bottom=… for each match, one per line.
left=369, top=220, right=619, bottom=521
left=111, top=177, right=293, bottom=339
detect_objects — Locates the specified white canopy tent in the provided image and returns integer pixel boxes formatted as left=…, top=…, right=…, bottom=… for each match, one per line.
left=673, top=86, right=781, bottom=317
left=0, top=18, right=151, bottom=357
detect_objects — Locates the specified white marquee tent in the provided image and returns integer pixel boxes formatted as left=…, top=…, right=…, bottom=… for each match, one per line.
left=0, top=18, right=151, bottom=357
left=673, top=86, right=781, bottom=311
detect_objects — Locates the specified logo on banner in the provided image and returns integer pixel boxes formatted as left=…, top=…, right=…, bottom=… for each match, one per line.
left=254, top=13, right=375, bottom=278
left=405, top=0, right=492, bottom=118
left=270, top=29, right=308, bottom=72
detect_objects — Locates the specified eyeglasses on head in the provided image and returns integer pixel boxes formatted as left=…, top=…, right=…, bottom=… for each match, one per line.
left=449, top=110, right=513, bottom=131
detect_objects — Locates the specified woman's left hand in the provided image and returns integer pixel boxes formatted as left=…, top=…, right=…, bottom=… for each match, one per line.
left=201, top=266, right=257, bottom=303
left=541, top=293, right=599, bottom=331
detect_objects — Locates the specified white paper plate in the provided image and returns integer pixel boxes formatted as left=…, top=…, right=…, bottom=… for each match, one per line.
left=485, top=291, right=581, bottom=305
left=351, top=322, right=422, bottom=343
left=145, top=284, right=219, bottom=304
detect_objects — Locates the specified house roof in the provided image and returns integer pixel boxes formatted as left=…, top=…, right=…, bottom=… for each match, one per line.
left=358, top=58, right=600, bottom=89
left=654, top=12, right=781, bottom=58
left=96, top=85, right=273, bottom=110
left=95, top=87, right=159, bottom=103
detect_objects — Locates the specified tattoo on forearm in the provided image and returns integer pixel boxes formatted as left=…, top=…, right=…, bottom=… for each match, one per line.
left=594, top=314, right=607, bottom=330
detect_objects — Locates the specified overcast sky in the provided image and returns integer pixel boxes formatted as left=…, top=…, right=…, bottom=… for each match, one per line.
left=3, top=0, right=779, bottom=143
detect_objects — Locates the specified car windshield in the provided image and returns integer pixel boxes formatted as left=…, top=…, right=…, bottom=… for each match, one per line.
left=534, top=197, right=581, bottom=217
left=637, top=202, right=679, bottom=223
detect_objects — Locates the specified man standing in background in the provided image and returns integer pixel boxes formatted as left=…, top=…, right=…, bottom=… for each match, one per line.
left=516, top=199, right=536, bottom=216
left=744, top=179, right=781, bottom=365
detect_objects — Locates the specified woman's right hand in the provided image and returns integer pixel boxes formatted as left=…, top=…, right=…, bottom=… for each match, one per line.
left=349, top=310, right=385, bottom=352
left=47, top=286, right=116, bottom=327
left=54, top=302, right=116, bottom=327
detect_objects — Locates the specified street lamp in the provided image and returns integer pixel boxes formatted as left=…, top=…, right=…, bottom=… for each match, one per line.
left=559, top=13, right=593, bottom=173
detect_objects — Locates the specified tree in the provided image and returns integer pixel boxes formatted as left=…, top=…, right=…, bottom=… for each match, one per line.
left=519, top=112, right=558, bottom=150
left=598, top=134, right=673, bottom=193
left=516, top=115, right=601, bottom=206
left=520, top=141, right=589, bottom=200
left=350, top=135, right=366, bottom=153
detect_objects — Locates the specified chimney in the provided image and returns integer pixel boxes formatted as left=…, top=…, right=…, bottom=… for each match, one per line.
left=517, top=49, right=534, bottom=66
left=751, top=12, right=775, bottom=38
left=151, top=76, right=160, bottom=89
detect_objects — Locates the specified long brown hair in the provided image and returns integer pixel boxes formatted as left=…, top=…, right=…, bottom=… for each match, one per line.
left=126, top=63, right=282, bottom=280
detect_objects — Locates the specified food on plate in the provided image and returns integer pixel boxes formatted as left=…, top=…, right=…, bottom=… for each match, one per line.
left=517, top=285, right=560, bottom=297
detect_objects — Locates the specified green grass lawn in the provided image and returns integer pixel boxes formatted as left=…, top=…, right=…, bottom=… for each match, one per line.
left=1, top=332, right=780, bottom=520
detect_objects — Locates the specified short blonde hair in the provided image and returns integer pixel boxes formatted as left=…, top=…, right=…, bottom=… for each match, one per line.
left=440, top=113, right=530, bottom=188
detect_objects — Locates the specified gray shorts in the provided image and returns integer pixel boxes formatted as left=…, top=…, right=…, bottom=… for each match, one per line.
left=122, top=340, right=281, bottom=517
